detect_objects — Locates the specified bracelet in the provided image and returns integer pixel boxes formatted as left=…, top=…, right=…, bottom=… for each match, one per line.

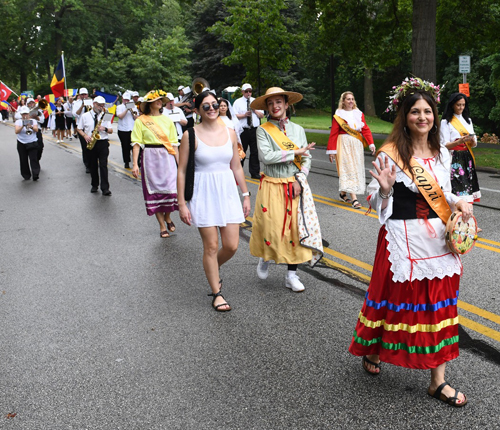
left=378, top=187, right=394, bottom=199
left=242, top=192, right=251, bottom=197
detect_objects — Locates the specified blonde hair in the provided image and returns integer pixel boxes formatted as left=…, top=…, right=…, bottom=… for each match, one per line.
left=338, top=91, right=358, bottom=110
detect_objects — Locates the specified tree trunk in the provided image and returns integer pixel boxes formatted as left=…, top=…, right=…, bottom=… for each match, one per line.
left=20, top=70, right=28, bottom=92
left=363, top=68, right=376, bottom=116
left=411, top=0, right=437, bottom=82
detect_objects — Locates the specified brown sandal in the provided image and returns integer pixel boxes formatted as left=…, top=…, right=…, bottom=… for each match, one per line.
left=160, top=230, right=170, bottom=238
left=167, top=221, right=176, bottom=232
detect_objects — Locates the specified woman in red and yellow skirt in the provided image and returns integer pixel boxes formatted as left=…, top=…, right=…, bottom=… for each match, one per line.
left=349, top=78, right=473, bottom=407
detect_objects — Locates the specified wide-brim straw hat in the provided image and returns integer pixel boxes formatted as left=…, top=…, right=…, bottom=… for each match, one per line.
left=140, top=89, right=169, bottom=112
left=250, top=87, right=303, bottom=111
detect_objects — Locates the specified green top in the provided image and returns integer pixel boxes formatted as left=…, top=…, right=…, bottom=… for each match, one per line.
left=131, top=115, right=178, bottom=147
left=256, top=119, right=312, bottom=178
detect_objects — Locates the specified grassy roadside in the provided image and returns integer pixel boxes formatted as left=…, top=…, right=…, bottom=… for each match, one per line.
left=292, top=108, right=393, bottom=134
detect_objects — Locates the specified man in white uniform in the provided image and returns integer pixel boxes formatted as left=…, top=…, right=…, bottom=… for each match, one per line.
left=163, top=92, right=187, bottom=144
left=233, top=83, right=264, bottom=178
left=73, top=88, right=92, bottom=172
left=116, top=91, right=138, bottom=168
left=77, top=96, right=114, bottom=195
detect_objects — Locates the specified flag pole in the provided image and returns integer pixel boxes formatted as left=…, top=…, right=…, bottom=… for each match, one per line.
left=61, top=51, right=68, bottom=97
left=0, top=80, right=20, bottom=98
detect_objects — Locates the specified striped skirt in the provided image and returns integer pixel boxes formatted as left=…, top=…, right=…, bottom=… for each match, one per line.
left=348, top=227, right=460, bottom=369
left=141, top=146, right=179, bottom=216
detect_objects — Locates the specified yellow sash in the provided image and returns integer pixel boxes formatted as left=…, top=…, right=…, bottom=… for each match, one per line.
left=138, top=115, right=175, bottom=155
left=261, top=121, right=302, bottom=170
left=449, top=116, right=476, bottom=166
left=334, top=115, right=368, bottom=148
left=382, top=143, right=452, bottom=225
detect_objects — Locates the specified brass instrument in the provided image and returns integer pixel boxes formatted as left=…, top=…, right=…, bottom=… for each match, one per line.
left=37, top=99, right=48, bottom=110
left=87, top=110, right=106, bottom=150
left=192, top=77, right=209, bottom=96
left=24, top=120, right=33, bottom=135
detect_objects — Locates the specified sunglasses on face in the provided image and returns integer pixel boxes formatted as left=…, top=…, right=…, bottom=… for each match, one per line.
left=244, top=90, right=252, bottom=93
left=201, top=103, right=219, bottom=111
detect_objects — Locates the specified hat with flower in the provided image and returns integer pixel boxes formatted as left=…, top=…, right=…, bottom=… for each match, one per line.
left=386, top=76, right=444, bottom=113
left=140, top=89, right=169, bottom=112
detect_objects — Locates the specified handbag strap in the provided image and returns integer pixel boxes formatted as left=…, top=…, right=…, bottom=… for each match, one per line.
left=185, top=128, right=196, bottom=201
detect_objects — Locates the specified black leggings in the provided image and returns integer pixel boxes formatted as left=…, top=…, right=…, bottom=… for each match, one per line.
left=287, top=264, right=297, bottom=271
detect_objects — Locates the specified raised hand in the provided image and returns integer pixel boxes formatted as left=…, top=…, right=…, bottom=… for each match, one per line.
left=369, top=155, right=396, bottom=193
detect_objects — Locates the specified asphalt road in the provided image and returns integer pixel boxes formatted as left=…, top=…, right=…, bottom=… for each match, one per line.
left=1, top=121, right=500, bottom=429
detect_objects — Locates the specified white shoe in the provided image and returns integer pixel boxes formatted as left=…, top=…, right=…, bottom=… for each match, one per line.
left=285, top=274, right=305, bottom=292
left=256, top=258, right=269, bottom=280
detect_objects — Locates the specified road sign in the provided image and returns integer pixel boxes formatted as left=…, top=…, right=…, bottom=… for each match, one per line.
left=459, top=83, right=470, bottom=97
left=459, top=55, right=471, bottom=74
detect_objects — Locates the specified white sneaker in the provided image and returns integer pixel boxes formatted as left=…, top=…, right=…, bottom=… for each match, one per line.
left=256, top=258, right=269, bottom=280
left=285, top=274, right=305, bottom=292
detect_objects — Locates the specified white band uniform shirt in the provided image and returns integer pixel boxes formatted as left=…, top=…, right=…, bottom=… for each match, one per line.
left=116, top=103, right=136, bottom=132
left=233, top=96, right=263, bottom=130
left=15, top=119, right=38, bottom=144
left=78, top=111, right=112, bottom=139
left=162, top=106, right=186, bottom=143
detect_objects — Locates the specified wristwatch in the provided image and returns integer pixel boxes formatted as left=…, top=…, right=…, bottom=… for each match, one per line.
left=242, top=191, right=251, bottom=197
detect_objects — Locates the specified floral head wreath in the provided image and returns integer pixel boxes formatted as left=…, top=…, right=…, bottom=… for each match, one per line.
left=386, top=77, right=444, bottom=113
left=143, top=89, right=168, bottom=102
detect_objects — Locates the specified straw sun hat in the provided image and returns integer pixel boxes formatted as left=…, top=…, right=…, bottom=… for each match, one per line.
left=250, top=87, right=303, bottom=111
left=140, top=89, right=171, bottom=112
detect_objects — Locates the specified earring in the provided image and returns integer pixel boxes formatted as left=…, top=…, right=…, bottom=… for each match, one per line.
left=430, top=124, right=438, bottom=134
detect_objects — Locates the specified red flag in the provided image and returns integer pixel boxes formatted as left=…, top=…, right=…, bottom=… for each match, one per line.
left=0, top=82, right=13, bottom=101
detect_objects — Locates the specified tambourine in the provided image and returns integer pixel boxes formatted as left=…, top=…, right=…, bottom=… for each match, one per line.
left=445, top=211, right=478, bottom=255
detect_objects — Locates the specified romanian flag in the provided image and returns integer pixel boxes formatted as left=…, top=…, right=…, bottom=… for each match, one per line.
left=50, top=55, right=65, bottom=98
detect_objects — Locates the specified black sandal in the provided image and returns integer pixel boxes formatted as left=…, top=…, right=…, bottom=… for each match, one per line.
left=362, top=355, right=381, bottom=375
left=428, top=382, right=467, bottom=407
left=340, top=193, right=352, bottom=203
left=352, top=199, right=362, bottom=209
left=208, top=291, right=231, bottom=312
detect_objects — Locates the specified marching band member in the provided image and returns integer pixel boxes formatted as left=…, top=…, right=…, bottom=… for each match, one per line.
left=15, top=106, right=40, bottom=180
left=116, top=91, right=138, bottom=169
left=73, top=88, right=92, bottom=172
left=27, top=97, right=44, bottom=161
left=64, top=96, right=76, bottom=140
left=77, top=96, right=113, bottom=196
left=163, top=92, right=187, bottom=144
left=233, top=83, right=264, bottom=179
left=175, top=86, right=194, bottom=132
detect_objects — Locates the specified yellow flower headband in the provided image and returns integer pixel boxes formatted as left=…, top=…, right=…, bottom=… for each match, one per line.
left=143, top=89, right=168, bottom=101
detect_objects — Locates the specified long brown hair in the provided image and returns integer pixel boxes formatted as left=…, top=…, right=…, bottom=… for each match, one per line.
left=381, top=91, right=441, bottom=173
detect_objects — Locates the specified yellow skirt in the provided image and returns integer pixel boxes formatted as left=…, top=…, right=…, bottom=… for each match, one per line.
left=249, top=175, right=312, bottom=264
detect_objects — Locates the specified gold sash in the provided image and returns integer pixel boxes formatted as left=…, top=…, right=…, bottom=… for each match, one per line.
left=382, top=143, right=452, bottom=225
left=261, top=121, right=301, bottom=170
left=449, top=116, right=476, bottom=166
left=333, top=115, right=368, bottom=148
left=138, top=115, right=175, bottom=155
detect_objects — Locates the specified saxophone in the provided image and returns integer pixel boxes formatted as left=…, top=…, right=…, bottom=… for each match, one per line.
left=87, top=110, right=106, bottom=150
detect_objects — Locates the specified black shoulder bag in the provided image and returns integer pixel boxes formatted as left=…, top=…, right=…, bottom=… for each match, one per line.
left=184, top=128, right=196, bottom=201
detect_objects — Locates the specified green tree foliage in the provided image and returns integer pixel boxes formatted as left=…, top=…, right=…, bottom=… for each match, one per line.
left=210, top=0, right=297, bottom=94
left=132, top=27, right=192, bottom=90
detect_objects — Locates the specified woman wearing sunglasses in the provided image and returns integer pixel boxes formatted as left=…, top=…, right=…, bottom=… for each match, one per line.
left=177, top=91, right=251, bottom=312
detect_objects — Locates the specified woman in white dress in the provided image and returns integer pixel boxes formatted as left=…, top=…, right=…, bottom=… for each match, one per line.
left=327, top=92, right=376, bottom=209
left=177, top=91, right=251, bottom=312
